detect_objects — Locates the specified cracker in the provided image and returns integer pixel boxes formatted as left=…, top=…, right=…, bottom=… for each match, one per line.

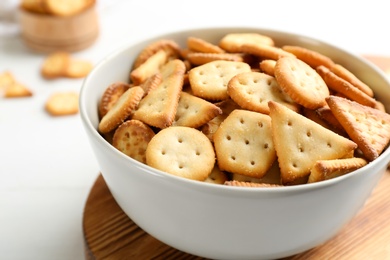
left=172, top=92, right=222, bottom=128
left=213, top=109, right=276, bottom=178
left=0, top=71, right=15, bottom=91
left=4, top=82, right=33, bottom=98
left=41, top=52, right=70, bottom=79
left=45, top=91, right=78, bottom=116
left=326, top=95, right=390, bottom=161
left=43, top=0, right=89, bottom=16
left=308, top=157, right=368, bottom=183
left=98, top=86, right=144, bottom=133
left=112, top=119, right=155, bottom=164
left=64, top=59, right=93, bottom=78
left=224, top=180, right=282, bottom=187
left=231, top=160, right=282, bottom=185
left=146, top=126, right=215, bottom=181
left=139, top=73, right=162, bottom=96
left=98, top=82, right=132, bottom=118
left=130, top=49, right=169, bottom=85
left=218, top=33, right=275, bottom=53
left=200, top=99, right=241, bottom=142
left=274, top=56, right=329, bottom=109
left=186, top=52, right=244, bottom=66
left=259, top=59, right=276, bottom=76
left=330, top=64, right=374, bottom=97
left=204, top=165, right=229, bottom=184
left=227, top=71, right=299, bottom=114
left=188, top=60, right=251, bottom=101
left=132, top=39, right=181, bottom=70
left=187, top=36, right=225, bottom=53
left=316, top=65, right=377, bottom=108
left=268, top=100, right=357, bottom=185
left=21, top=0, right=46, bottom=13
left=132, top=59, right=186, bottom=129
left=239, top=43, right=295, bottom=60
left=282, top=45, right=335, bottom=69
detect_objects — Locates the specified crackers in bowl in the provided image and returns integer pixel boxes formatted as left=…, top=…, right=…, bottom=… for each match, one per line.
left=95, top=32, right=390, bottom=186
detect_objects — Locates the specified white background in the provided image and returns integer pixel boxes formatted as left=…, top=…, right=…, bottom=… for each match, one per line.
left=1, top=1, right=390, bottom=259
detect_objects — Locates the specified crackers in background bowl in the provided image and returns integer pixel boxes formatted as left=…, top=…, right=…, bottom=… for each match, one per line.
left=95, top=32, right=390, bottom=186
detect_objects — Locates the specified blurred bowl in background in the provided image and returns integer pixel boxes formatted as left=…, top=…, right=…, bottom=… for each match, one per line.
left=18, top=4, right=99, bottom=53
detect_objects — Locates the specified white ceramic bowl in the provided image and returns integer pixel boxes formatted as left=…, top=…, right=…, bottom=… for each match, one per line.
left=80, top=27, right=390, bottom=260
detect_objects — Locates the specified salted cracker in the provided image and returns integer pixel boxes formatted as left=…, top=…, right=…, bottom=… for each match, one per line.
left=326, top=95, right=390, bottom=161
left=259, top=59, right=276, bottom=76
left=98, top=86, right=144, bottom=134
left=218, top=33, right=275, bottom=53
left=308, top=157, right=368, bottom=183
left=213, top=109, right=276, bottom=178
left=316, top=65, right=377, bottom=108
left=186, top=52, right=244, bottom=66
left=187, top=36, right=225, bottom=53
left=45, top=91, right=78, bottom=116
left=112, top=119, right=155, bottom=164
left=274, top=56, right=329, bottom=109
left=189, top=60, right=251, bottom=101
left=268, top=100, right=357, bottom=185
left=282, top=45, right=335, bottom=69
left=132, top=59, right=186, bottom=129
left=98, top=82, right=132, bottom=118
left=172, top=92, right=222, bottom=128
left=146, top=126, right=215, bottom=181
left=227, top=71, right=299, bottom=114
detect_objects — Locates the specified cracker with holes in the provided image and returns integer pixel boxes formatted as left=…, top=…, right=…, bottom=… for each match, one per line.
left=112, top=119, right=155, bottom=164
left=218, top=33, right=275, bottom=53
left=308, top=157, right=368, bottom=183
left=204, top=165, right=229, bottom=184
left=132, top=59, right=186, bottom=129
left=224, top=180, right=282, bottom=187
left=4, top=82, right=33, bottom=98
left=326, top=95, right=390, bottom=161
left=274, top=56, right=329, bottom=109
left=213, top=109, right=276, bottom=178
left=146, top=126, right=215, bottom=181
left=200, top=98, right=241, bottom=142
left=98, top=86, right=144, bottom=133
left=268, top=101, right=357, bottom=185
left=189, top=60, right=251, bottom=101
left=172, top=92, right=222, bottom=128
left=227, top=71, right=299, bottom=114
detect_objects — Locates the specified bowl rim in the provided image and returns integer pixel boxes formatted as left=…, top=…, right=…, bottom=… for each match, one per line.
left=79, top=26, right=390, bottom=194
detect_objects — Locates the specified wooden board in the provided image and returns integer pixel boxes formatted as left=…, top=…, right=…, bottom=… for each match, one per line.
left=82, top=56, right=390, bottom=259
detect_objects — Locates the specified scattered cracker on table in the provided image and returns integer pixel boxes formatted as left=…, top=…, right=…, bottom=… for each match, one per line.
left=45, top=91, right=79, bottom=116
left=41, top=52, right=93, bottom=79
left=1, top=71, right=33, bottom=98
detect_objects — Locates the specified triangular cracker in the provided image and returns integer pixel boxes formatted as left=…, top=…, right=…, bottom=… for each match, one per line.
left=326, top=95, right=390, bottom=161
left=172, top=92, right=222, bottom=128
left=132, top=59, right=186, bottom=129
left=268, top=100, right=357, bottom=184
